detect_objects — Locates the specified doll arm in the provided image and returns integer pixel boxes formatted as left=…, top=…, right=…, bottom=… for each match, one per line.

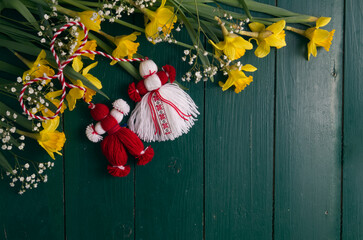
left=113, top=99, right=130, bottom=115
left=85, top=123, right=104, bottom=143
left=162, top=65, right=176, bottom=83
left=128, top=82, right=142, bottom=102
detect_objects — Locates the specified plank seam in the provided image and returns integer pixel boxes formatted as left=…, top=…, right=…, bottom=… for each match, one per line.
left=340, top=0, right=346, bottom=238
left=62, top=113, right=67, bottom=240
left=272, top=1, right=278, bottom=239
left=203, top=35, right=207, bottom=240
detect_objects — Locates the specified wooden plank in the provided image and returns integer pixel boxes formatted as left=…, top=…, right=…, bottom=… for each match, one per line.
left=342, top=0, right=363, bottom=239
left=133, top=33, right=204, bottom=238
left=204, top=13, right=275, bottom=240
left=0, top=149, right=64, bottom=240
left=0, top=49, right=64, bottom=240
left=274, top=0, right=344, bottom=238
left=64, top=24, right=135, bottom=239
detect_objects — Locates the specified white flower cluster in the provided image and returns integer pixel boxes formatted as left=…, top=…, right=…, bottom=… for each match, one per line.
left=99, top=0, right=136, bottom=22
left=180, top=46, right=218, bottom=83
left=0, top=111, right=26, bottom=151
left=5, top=161, right=54, bottom=194
left=134, top=0, right=156, bottom=9
left=19, top=73, right=56, bottom=124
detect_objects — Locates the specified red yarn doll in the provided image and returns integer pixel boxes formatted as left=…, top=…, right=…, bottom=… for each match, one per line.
left=85, top=99, right=154, bottom=177
left=127, top=59, right=199, bottom=142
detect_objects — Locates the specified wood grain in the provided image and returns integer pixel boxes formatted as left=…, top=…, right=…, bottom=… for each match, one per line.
left=204, top=3, right=276, bottom=237
left=274, top=0, right=344, bottom=239
left=133, top=31, right=204, bottom=239
left=342, top=0, right=363, bottom=238
left=0, top=49, right=64, bottom=240
left=64, top=23, right=135, bottom=240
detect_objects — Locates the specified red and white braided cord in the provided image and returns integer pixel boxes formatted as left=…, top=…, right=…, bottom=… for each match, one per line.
left=19, top=21, right=146, bottom=121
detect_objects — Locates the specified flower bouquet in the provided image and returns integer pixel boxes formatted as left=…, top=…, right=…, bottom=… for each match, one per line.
left=0, top=0, right=335, bottom=193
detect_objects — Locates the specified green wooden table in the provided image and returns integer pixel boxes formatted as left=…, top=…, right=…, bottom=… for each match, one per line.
left=1, top=0, right=362, bottom=239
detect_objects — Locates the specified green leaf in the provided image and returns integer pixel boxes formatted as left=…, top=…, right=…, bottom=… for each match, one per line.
left=0, top=22, right=40, bottom=41
left=0, top=39, right=41, bottom=56
left=172, top=2, right=214, bottom=81
left=0, top=101, right=33, bottom=131
left=237, top=0, right=253, bottom=20
left=0, top=61, right=25, bottom=75
left=0, top=151, right=13, bottom=173
left=4, top=0, right=39, bottom=30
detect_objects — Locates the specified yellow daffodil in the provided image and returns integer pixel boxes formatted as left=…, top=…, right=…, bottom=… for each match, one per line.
left=22, top=50, right=55, bottom=82
left=75, top=30, right=98, bottom=60
left=66, top=80, right=86, bottom=111
left=304, top=17, right=335, bottom=60
left=37, top=117, right=66, bottom=160
left=68, top=57, right=102, bottom=109
left=143, top=0, right=177, bottom=42
left=209, top=18, right=253, bottom=61
left=110, top=32, right=141, bottom=65
left=18, top=117, right=66, bottom=159
left=77, top=11, right=101, bottom=32
left=219, top=64, right=257, bottom=93
left=248, top=20, right=286, bottom=58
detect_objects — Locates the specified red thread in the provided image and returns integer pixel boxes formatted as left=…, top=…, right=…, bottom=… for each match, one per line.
left=147, top=92, right=161, bottom=135
left=143, top=70, right=156, bottom=79
left=19, top=21, right=148, bottom=121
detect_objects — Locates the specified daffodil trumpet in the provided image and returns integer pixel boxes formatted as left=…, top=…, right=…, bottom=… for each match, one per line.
left=209, top=17, right=253, bottom=61
left=285, top=17, right=335, bottom=60
left=16, top=117, right=66, bottom=160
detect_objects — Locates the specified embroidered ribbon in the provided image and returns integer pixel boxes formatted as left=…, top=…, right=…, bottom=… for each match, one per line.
left=19, top=21, right=146, bottom=121
left=147, top=90, right=191, bottom=135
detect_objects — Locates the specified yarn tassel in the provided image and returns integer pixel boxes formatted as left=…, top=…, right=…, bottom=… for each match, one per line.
left=101, top=133, right=131, bottom=177
left=115, top=127, right=154, bottom=165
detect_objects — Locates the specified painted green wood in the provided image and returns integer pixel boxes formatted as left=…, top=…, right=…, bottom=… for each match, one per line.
left=0, top=49, right=64, bottom=240
left=274, top=0, right=344, bottom=239
left=342, top=0, right=363, bottom=239
left=64, top=24, right=135, bottom=240
left=133, top=32, right=204, bottom=239
left=205, top=6, right=275, bottom=239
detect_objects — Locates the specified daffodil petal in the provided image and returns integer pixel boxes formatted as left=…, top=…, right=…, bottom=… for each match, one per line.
left=145, top=19, right=159, bottom=38
left=82, top=61, right=98, bottom=75
left=254, top=41, right=271, bottom=58
left=316, top=17, right=331, bottom=28
left=209, top=40, right=224, bottom=51
left=232, top=36, right=253, bottom=50
left=265, top=32, right=286, bottom=49
left=307, top=41, right=317, bottom=60
left=84, top=74, right=102, bottom=89
left=42, top=117, right=60, bottom=132
left=249, top=22, right=265, bottom=32
left=241, top=64, right=257, bottom=72
left=266, top=20, right=286, bottom=34
left=72, top=56, right=83, bottom=73
left=223, top=44, right=237, bottom=60
left=45, top=90, right=63, bottom=99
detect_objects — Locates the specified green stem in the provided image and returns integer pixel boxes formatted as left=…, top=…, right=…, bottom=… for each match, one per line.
left=238, top=30, right=258, bottom=38
left=98, top=31, right=116, bottom=42
left=216, top=0, right=314, bottom=18
left=58, top=0, right=145, bottom=32
left=286, top=26, right=305, bottom=35
left=13, top=51, right=32, bottom=68
left=15, top=129, right=38, bottom=140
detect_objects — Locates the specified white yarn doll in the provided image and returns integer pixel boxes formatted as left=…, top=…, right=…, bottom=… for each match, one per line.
left=127, top=59, right=199, bottom=142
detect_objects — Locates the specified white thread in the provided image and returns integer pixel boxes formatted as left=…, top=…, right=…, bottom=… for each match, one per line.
left=114, top=165, right=125, bottom=170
